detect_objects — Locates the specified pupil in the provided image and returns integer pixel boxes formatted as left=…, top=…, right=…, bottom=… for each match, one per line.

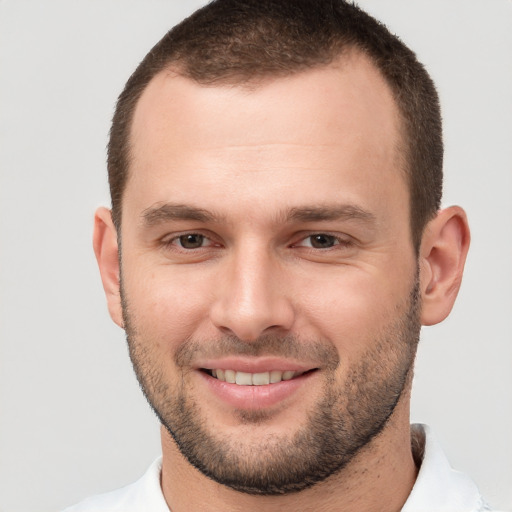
left=311, top=234, right=335, bottom=248
left=180, top=234, right=203, bottom=249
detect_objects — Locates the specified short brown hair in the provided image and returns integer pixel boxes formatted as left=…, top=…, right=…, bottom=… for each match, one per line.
left=108, top=0, right=443, bottom=250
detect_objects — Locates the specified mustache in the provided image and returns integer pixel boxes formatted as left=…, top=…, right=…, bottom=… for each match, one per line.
left=174, top=333, right=340, bottom=370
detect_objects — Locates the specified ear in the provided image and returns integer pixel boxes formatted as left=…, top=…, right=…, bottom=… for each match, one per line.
left=93, top=207, right=124, bottom=328
left=419, top=206, right=470, bottom=326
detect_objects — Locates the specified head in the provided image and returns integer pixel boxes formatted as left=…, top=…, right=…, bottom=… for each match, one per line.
left=94, top=0, right=469, bottom=498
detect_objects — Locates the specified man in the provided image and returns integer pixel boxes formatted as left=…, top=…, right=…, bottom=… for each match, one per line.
left=64, top=0, right=490, bottom=510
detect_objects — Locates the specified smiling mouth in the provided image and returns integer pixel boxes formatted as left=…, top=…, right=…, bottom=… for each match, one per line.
left=202, top=368, right=317, bottom=385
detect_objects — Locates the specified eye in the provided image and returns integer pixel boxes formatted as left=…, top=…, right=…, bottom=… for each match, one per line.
left=159, top=231, right=222, bottom=261
left=162, top=233, right=215, bottom=250
left=307, top=234, right=338, bottom=249
left=295, top=233, right=344, bottom=249
left=176, top=233, right=208, bottom=249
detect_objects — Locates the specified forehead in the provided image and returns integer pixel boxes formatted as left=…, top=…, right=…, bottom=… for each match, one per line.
left=127, top=52, right=406, bottom=221
left=132, top=52, right=402, bottom=150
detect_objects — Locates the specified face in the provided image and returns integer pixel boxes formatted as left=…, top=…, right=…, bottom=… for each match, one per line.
left=118, top=54, right=420, bottom=494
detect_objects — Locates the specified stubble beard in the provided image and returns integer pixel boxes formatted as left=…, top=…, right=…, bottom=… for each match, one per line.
left=121, top=278, right=421, bottom=496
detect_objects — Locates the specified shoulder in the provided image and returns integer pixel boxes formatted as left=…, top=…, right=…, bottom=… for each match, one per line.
left=61, top=457, right=168, bottom=512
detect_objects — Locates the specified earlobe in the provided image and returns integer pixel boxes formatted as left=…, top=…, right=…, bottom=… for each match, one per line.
left=419, top=206, right=470, bottom=326
left=93, top=207, right=124, bottom=328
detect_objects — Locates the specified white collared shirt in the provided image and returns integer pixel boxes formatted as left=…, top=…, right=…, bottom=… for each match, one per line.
left=62, top=424, right=493, bottom=512
left=402, top=424, right=491, bottom=511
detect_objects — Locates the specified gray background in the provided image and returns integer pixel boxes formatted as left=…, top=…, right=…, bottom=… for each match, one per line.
left=1, top=1, right=511, bottom=511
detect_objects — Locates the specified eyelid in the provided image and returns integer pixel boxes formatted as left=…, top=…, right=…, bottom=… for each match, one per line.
left=158, top=230, right=355, bottom=252
left=161, top=230, right=221, bottom=249
left=291, top=232, right=353, bottom=248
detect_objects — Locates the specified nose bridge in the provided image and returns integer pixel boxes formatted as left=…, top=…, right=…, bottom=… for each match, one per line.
left=210, top=241, right=294, bottom=341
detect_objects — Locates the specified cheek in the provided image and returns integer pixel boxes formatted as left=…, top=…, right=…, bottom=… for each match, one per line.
left=122, top=261, right=214, bottom=348
left=295, top=264, right=414, bottom=352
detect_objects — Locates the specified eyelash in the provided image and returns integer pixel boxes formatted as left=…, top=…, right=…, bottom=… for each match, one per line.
left=161, top=232, right=353, bottom=252
left=162, top=233, right=218, bottom=250
left=292, top=233, right=352, bottom=250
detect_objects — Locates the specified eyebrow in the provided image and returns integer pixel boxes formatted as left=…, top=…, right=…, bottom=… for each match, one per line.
left=142, top=203, right=224, bottom=226
left=285, top=205, right=376, bottom=224
left=141, top=202, right=376, bottom=227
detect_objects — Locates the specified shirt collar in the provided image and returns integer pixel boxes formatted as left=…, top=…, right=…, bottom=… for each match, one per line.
left=402, top=424, right=489, bottom=512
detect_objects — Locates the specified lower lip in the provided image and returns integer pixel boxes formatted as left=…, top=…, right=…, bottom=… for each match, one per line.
left=199, top=371, right=315, bottom=410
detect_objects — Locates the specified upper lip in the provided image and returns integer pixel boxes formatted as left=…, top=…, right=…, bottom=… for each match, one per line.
left=196, top=357, right=318, bottom=374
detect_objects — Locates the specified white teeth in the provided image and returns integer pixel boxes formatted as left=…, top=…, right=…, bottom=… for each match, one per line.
left=270, top=370, right=283, bottom=383
left=235, top=371, right=253, bottom=385
left=252, top=372, right=270, bottom=385
left=211, top=369, right=304, bottom=385
left=224, top=369, right=236, bottom=383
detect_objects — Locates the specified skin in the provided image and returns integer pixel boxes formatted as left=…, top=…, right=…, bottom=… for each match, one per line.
left=94, top=52, right=470, bottom=511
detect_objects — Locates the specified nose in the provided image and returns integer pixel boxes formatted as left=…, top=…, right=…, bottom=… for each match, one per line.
left=210, top=245, right=295, bottom=342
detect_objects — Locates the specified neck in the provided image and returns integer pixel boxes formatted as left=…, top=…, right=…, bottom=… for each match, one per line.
left=160, top=400, right=418, bottom=512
